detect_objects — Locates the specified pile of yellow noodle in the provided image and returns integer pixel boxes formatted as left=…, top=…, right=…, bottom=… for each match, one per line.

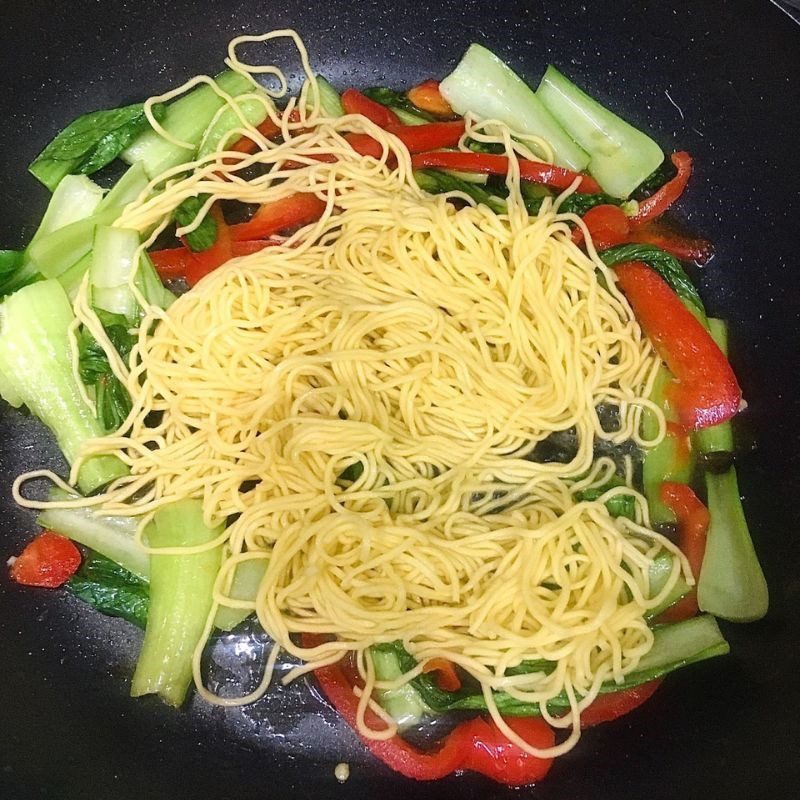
left=16, top=31, right=689, bottom=758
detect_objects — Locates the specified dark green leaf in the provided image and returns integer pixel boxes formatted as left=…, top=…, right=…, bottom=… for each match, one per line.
left=414, top=169, right=506, bottom=214
left=576, top=480, right=637, bottom=521
left=599, top=243, right=705, bottom=314
left=174, top=195, right=218, bottom=252
left=362, top=87, right=437, bottom=122
left=558, top=192, right=622, bottom=216
left=632, top=158, right=677, bottom=200
left=464, top=138, right=506, bottom=155
left=78, top=309, right=136, bottom=431
left=29, top=103, right=166, bottom=191
left=67, top=550, right=149, bottom=629
left=338, top=460, right=365, bottom=483
left=0, top=250, right=40, bottom=297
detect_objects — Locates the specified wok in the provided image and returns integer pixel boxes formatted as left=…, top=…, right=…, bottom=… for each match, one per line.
left=1, top=1, right=799, bottom=798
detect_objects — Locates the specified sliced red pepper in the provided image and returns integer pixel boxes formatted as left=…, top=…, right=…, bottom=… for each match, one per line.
left=614, top=261, right=742, bottom=430
left=573, top=204, right=631, bottom=249
left=150, top=246, right=196, bottom=280
left=230, top=239, right=281, bottom=256
left=625, top=223, right=715, bottom=264
left=151, top=239, right=280, bottom=281
left=579, top=680, right=662, bottom=728
left=387, top=120, right=465, bottom=152
left=406, top=80, right=455, bottom=118
left=659, top=483, right=710, bottom=621
left=421, top=658, right=462, bottom=692
left=9, top=531, right=81, bottom=588
left=303, top=634, right=553, bottom=784
left=454, top=716, right=554, bottom=786
left=630, top=152, right=692, bottom=227
left=341, top=88, right=401, bottom=128
left=410, top=151, right=602, bottom=193
left=181, top=206, right=233, bottom=287
left=345, top=121, right=466, bottom=161
left=229, top=193, right=327, bottom=242
left=305, top=640, right=463, bottom=780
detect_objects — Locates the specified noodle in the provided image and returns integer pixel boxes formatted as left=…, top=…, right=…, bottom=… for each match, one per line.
left=14, top=30, right=688, bottom=759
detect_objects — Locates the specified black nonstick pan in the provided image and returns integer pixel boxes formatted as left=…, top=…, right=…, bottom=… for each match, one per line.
left=1, top=1, right=799, bottom=798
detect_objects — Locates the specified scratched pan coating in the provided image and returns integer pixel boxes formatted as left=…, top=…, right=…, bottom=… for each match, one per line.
left=1, top=1, right=799, bottom=799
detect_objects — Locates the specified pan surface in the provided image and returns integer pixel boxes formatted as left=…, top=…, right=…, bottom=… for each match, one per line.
left=1, top=1, right=799, bottom=798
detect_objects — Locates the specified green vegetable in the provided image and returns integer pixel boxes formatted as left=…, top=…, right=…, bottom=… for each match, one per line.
left=121, top=70, right=255, bottom=179
left=77, top=308, right=136, bottom=432
left=0, top=279, right=127, bottom=493
left=27, top=215, right=101, bottom=280
left=646, top=549, right=691, bottom=618
left=376, top=615, right=727, bottom=717
left=131, top=500, right=223, bottom=706
left=7, top=174, right=108, bottom=295
left=642, top=366, right=694, bottom=525
left=536, top=65, right=663, bottom=198
left=135, top=251, right=176, bottom=310
left=692, top=323, right=768, bottom=625
left=196, top=92, right=271, bottom=160
left=0, top=250, right=38, bottom=298
left=303, top=75, right=345, bottom=118
left=67, top=551, right=149, bottom=629
left=29, top=103, right=166, bottom=191
left=439, top=45, right=590, bottom=172
left=98, top=162, right=150, bottom=211
left=57, top=252, right=93, bottom=301
left=414, top=169, right=506, bottom=214
left=557, top=192, right=623, bottom=217
left=30, top=164, right=153, bottom=290
left=574, top=477, right=637, bottom=520
left=362, top=86, right=435, bottom=124
left=371, top=646, right=429, bottom=728
left=90, top=226, right=141, bottom=319
left=213, top=558, right=269, bottom=631
left=31, top=174, right=106, bottom=244
left=38, top=490, right=147, bottom=580
left=174, top=196, right=217, bottom=252
left=599, top=243, right=706, bottom=317
left=698, top=468, right=768, bottom=622
left=694, top=319, right=735, bottom=457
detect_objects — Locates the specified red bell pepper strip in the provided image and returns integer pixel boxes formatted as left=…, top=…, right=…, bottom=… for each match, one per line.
left=421, top=658, right=462, bottom=692
left=345, top=121, right=466, bottom=160
left=9, top=531, right=81, bottom=588
left=573, top=204, right=631, bottom=249
left=659, top=483, right=710, bottom=621
left=614, top=261, right=742, bottom=430
left=180, top=206, right=233, bottom=287
left=625, top=223, right=715, bottom=264
left=407, top=80, right=455, bottom=118
left=303, top=634, right=553, bottom=784
left=341, top=88, right=401, bottom=128
left=455, top=716, right=554, bottom=786
left=410, top=151, right=602, bottom=193
left=579, top=680, right=662, bottom=728
left=387, top=120, right=465, bottom=152
left=229, top=193, right=327, bottom=242
left=151, top=239, right=280, bottom=281
left=630, top=152, right=692, bottom=227
left=150, top=247, right=196, bottom=280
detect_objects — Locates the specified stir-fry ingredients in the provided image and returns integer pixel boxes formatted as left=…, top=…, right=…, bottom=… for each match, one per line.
left=1, top=30, right=767, bottom=789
